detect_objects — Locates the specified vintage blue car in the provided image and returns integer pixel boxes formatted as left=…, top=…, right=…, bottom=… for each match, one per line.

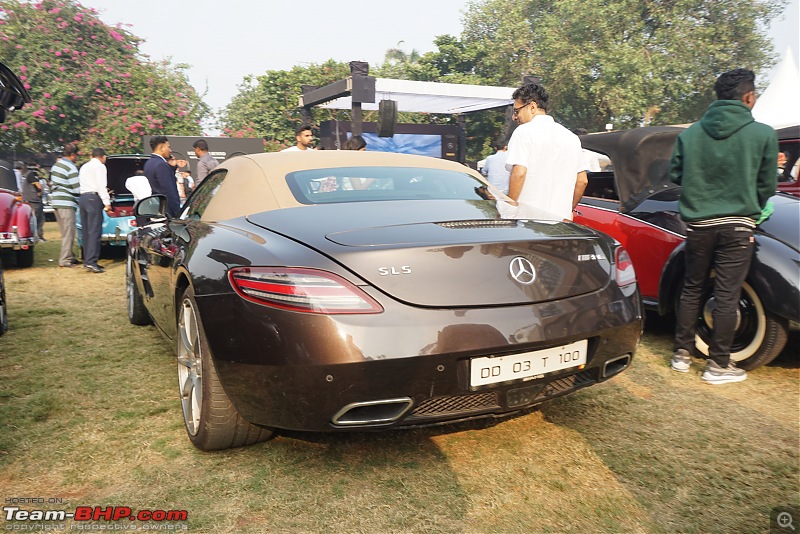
left=76, top=154, right=148, bottom=249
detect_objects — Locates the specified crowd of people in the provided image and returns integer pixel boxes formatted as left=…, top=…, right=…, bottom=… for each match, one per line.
left=22, top=137, right=218, bottom=273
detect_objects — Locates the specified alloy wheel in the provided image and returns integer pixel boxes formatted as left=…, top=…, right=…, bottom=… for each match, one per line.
left=177, top=298, right=202, bottom=436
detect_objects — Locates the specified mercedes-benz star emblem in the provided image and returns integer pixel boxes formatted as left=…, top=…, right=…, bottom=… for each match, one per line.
left=509, top=256, right=536, bottom=285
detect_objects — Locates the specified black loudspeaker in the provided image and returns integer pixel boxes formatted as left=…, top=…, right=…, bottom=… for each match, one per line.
left=378, top=99, right=397, bottom=137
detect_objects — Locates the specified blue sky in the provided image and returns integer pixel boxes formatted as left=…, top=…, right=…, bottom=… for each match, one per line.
left=83, top=0, right=799, bottom=115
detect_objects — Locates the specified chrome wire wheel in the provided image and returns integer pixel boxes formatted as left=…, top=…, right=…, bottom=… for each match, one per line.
left=178, top=297, right=202, bottom=436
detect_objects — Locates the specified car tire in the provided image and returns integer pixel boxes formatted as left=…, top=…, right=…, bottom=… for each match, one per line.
left=177, top=286, right=274, bottom=451
left=694, top=280, right=789, bottom=370
left=16, top=247, right=33, bottom=268
left=126, top=255, right=151, bottom=326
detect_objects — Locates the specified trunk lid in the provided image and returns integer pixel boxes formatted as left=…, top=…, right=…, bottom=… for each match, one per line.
left=247, top=200, right=614, bottom=307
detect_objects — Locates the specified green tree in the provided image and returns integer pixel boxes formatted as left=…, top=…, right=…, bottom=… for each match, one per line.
left=218, top=60, right=352, bottom=151
left=0, top=0, right=208, bottom=155
left=456, top=0, right=783, bottom=130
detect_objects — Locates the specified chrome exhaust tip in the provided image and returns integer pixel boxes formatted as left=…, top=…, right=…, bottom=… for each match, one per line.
left=331, top=398, right=413, bottom=427
left=602, top=354, right=631, bottom=378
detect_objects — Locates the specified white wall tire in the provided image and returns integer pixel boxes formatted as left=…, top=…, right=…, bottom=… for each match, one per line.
left=695, top=280, right=788, bottom=370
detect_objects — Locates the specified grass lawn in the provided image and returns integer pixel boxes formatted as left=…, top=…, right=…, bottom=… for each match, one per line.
left=1, top=222, right=798, bottom=533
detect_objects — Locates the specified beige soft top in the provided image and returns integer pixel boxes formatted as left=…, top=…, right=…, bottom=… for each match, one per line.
left=200, top=151, right=484, bottom=222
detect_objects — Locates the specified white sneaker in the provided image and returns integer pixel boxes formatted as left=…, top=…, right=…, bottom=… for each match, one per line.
left=671, top=349, right=691, bottom=372
left=701, top=359, right=747, bottom=384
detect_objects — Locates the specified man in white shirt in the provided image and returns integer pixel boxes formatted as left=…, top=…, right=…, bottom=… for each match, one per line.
left=78, top=148, right=111, bottom=273
left=125, top=170, right=151, bottom=202
left=13, top=161, right=25, bottom=193
left=281, top=125, right=314, bottom=151
left=481, top=142, right=510, bottom=194
left=504, top=83, right=587, bottom=221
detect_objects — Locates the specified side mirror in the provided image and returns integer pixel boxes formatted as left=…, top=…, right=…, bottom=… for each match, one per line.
left=134, top=195, right=168, bottom=222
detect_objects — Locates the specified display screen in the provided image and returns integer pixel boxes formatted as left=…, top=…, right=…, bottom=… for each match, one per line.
left=360, top=133, right=442, bottom=158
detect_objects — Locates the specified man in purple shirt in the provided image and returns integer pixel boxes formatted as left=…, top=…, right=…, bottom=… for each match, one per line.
left=192, top=139, right=218, bottom=185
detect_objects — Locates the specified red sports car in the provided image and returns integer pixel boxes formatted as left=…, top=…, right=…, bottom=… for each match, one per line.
left=0, top=161, right=37, bottom=268
left=0, top=60, right=33, bottom=335
left=575, top=126, right=799, bottom=370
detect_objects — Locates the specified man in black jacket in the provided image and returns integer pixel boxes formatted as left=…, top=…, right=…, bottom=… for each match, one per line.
left=144, top=136, right=180, bottom=217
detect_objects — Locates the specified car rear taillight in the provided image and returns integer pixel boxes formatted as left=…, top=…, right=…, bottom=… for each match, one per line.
left=614, top=247, right=636, bottom=287
left=229, top=267, right=383, bottom=314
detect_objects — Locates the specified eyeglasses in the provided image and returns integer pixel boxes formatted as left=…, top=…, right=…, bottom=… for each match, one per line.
left=512, top=103, right=529, bottom=117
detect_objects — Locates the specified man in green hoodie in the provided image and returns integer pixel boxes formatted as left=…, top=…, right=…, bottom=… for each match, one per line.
left=669, top=68, right=778, bottom=384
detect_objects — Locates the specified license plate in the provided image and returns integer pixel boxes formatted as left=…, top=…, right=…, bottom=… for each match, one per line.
left=470, top=339, right=588, bottom=387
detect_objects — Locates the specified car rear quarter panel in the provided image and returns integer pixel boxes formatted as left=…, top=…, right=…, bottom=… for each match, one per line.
left=658, top=235, right=800, bottom=323
left=575, top=202, right=683, bottom=300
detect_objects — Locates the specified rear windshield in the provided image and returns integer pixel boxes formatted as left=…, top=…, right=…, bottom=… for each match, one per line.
left=286, top=166, right=503, bottom=204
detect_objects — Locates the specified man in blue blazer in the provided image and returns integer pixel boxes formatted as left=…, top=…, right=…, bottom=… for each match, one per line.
left=144, top=135, right=180, bottom=217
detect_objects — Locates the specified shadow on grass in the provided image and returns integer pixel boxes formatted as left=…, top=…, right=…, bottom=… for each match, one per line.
left=539, top=326, right=800, bottom=533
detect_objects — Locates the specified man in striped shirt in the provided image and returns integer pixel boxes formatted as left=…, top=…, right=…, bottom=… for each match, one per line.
left=49, top=143, right=81, bottom=268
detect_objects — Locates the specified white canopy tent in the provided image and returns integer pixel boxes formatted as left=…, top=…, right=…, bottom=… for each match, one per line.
left=752, top=48, right=800, bottom=129
left=318, top=78, right=517, bottom=114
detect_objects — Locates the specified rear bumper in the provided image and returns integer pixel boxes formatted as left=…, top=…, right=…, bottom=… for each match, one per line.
left=100, top=228, right=131, bottom=246
left=0, top=233, right=36, bottom=250
left=76, top=217, right=135, bottom=246
left=197, top=286, right=643, bottom=433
